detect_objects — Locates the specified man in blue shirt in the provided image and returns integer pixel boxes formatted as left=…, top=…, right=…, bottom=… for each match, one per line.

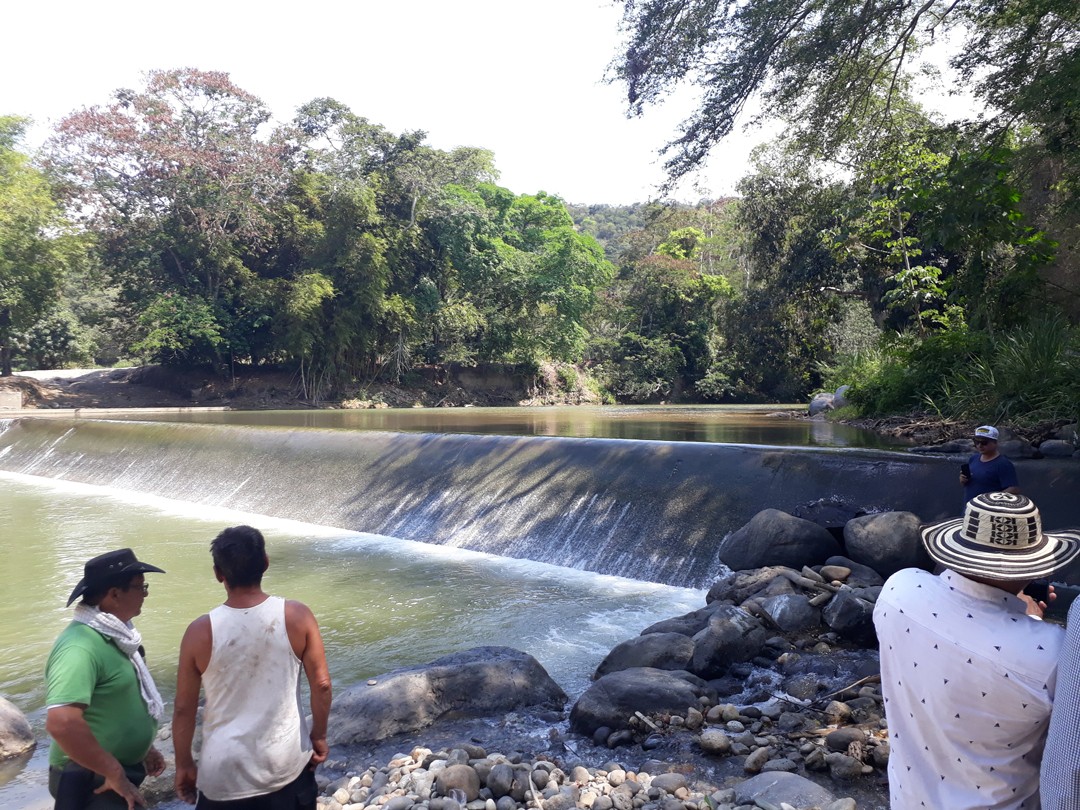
left=960, top=424, right=1020, bottom=503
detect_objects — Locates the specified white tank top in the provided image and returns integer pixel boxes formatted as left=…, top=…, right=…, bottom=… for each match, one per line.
left=197, top=596, right=312, bottom=800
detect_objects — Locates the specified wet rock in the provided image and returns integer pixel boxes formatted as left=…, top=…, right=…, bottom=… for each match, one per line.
left=822, top=587, right=878, bottom=644
left=570, top=668, right=715, bottom=735
left=593, top=633, right=695, bottom=679
left=329, top=647, right=567, bottom=744
left=809, top=392, right=834, bottom=416
left=758, top=593, right=821, bottom=632
left=0, top=697, right=34, bottom=760
left=706, top=567, right=799, bottom=606
left=824, top=556, right=884, bottom=587
left=761, top=757, right=797, bottom=772
left=819, top=564, right=851, bottom=582
left=716, top=511, right=842, bottom=572
left=732, top=771, right=836, bottom=807
left=1001, top=438, right=1036, bottom=458
left=690, top=605, right=770, bottom=678
left=641, top=603, right=727, bottom=637
left=743, top=746, right=771, bottom=773
left=698, top=729, right=732, bottom=755
left=843, top=511, right=929, bottom=577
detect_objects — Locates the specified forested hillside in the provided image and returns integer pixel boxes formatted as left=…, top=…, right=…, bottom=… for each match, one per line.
left=4, top=0, right=1080, bottom=431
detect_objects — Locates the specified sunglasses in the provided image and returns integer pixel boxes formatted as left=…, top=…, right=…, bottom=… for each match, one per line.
left=973, top=438, right=994, bottom=445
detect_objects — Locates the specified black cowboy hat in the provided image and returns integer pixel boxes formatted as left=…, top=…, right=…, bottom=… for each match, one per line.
left=66, top=548, right=166, bottom=607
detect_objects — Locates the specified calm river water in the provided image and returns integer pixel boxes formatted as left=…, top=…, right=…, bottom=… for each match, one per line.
left=0, top=472, right=703, bottom=810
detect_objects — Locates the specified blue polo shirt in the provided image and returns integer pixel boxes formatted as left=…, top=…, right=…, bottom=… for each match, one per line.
left=964, top=453, right=1019, bottom=503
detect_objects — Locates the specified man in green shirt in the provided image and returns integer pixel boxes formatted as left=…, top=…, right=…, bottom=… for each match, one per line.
left=45, top=548, right=167, bottom=810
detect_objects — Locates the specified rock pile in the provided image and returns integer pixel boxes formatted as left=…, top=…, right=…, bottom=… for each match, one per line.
left=316, top=744, right=867, bottom=810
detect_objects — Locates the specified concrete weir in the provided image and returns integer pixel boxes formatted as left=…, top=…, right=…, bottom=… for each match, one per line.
left=1, top=416, right=1077, bottom=588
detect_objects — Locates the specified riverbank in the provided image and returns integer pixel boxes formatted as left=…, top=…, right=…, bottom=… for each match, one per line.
left=0, top=363, right=602, bottom=411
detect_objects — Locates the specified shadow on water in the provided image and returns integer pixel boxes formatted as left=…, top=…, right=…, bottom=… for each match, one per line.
left=2, top=417, right=1077, bottom=589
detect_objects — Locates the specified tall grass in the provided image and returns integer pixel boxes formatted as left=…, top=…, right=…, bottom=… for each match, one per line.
left=932, top=317, right=1080, bottom=426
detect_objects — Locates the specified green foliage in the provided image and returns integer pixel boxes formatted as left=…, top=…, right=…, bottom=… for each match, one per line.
left=932, top=318, right=1080, bottom=426
left=132, top=294, right=224, bottom=366
left=14, top=309, right=94, bottom=369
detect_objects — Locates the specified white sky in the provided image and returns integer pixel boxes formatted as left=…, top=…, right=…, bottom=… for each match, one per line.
left=2, top=0, right=766, bottom=205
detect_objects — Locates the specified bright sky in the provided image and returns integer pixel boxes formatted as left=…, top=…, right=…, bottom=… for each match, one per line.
left=3, top=0, right=767, bottom=205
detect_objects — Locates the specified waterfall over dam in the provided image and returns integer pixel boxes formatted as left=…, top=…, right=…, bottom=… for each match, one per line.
left=2, top=416, right=1077, bottom=588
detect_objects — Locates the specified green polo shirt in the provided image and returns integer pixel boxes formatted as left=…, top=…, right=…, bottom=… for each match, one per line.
left=45, top=622, right=158, bottom=768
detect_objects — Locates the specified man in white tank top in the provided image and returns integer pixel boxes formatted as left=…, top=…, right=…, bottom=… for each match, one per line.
left=172, top=526, right=332, bottom=809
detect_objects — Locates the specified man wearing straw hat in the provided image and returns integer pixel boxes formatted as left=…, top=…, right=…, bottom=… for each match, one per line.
left=45, top=548, right=168, bottom=810
left=873, top=492, right=1080, bottom=809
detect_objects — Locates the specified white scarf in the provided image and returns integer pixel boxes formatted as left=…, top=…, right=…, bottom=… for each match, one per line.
left=73, top=603, right=165, bottom=723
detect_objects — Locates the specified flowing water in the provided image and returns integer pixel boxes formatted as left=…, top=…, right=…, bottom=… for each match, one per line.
left=2, top=405, right=1077, bottom=809
left=0, top=473, right=704, bottom=809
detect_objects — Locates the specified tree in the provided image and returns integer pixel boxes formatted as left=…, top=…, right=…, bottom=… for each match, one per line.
left=613, top=0, right=1080, bottom=190
left=46, top=69, right=289, bottom=365
left=0, top=117, right=71, bottom=375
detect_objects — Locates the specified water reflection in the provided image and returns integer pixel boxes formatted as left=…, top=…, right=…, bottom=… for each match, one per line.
left=103, top=405, right=901, bottom=448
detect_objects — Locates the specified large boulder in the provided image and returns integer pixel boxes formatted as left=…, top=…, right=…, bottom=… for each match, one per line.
left=716, top=510, right=842, bottom=572
left=843, top=511, right=929, bottom=577
left=1039, top=439, right=1075, bottom=458
left=690, top=605, right=770, bottom=678
left=593, top=633, right=695, bottom=679
left=0, top=697, right=34, bottom=760
left=328, top=647, right=566, bottom=745
left=569, top=668, right=715, bottom=736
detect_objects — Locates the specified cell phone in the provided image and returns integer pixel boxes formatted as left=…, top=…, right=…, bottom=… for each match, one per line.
left=1027, top=579, right=1050, bottom=603
left=960, top=463, right=971, bottom=478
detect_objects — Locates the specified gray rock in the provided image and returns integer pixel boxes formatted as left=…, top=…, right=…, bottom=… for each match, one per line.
left=825, top=752, right=866, bottom=780
left=743, top=746, right=771, bottom=773
left=642, top=603, right=727, bottom=637
left=758, top=593, right=821, bottom=632
left=1000, top=438, right=1035, bottom=458
left=760, top=758, right=797, bottom=772
left=706, top=567, right=799, bottom=605
left=1040, top=439, right=1076, bottom=458
left=732, top=772, right=836, bottom=807
left=690, top=605, right=770, bottom=678
left=650, top=773, right=688, bottom=793
left=825, top=727, right=867, bottom=752
left=569, top=667, right=715, bottom=736
left=436, top=764, right=481, bottom=801
left=822, top=588, right=878, bottom=644
left=833, top=385, right=850, bottom=409
left=0, top=697, right=34, bottom=760
left=809, top=393, right=834, bottom=416
left=824, top=556, right=884, bottom=587
left=328, top=647, right=567, bottom=744
left=1054, top=423, right=1078, bottom=442
left=698, top=729, right=732, bottom=755
left=594, top=633, right=695, bottom=679
left=843, top=511, right=929, bottom=577
left=716, top=510, right=842, bottom=575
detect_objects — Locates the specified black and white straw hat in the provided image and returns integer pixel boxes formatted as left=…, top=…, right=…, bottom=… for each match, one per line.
left=922, top=492, right=1080, bottom=579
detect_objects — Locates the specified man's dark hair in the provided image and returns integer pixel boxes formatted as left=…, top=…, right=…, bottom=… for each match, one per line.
left=211, top=525, right=266, bottom=588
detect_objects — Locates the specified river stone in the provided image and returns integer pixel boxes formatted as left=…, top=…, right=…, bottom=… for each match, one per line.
left=593, top=633, right=694, bottom=679
left=569, top=668, right=715, bottom=736
left=822, top=588, right=878, bottom=644
left=435, top=764, right=481, bottom=800
left=328, top=647, right=567, bottom=744
left=842, top=512, right=929, bottom=577
left=698, top=729, right=732, bottom=755
left=758, top=593, right=820, bottom=632
left=809, top=392, right=834, bottom=416
left=1040, top=439, right=1076, bottom=458
left=717, top=510, right=842, bottom=572
left=824, top=555, right=884, bottom=587
left=1054, top=423, right=1078, bottom=441
left=690, top=604, right=770, bottom=678
left=792, top=496, right=865, bottom=536
left=706, top=567, right=799, bottom=606
left=825, top=727, right=867, bottom=752
left=1001, top=438, right=1036, bottom=458
left=0, top=697, right=33, bottom=760
left=826, top=752, right=866, bottom=780
left=732, top=772, right=836, bottom=807
left=641, top=603, right=727, bottom=637
left=833, top=385, right=851, bottom=409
